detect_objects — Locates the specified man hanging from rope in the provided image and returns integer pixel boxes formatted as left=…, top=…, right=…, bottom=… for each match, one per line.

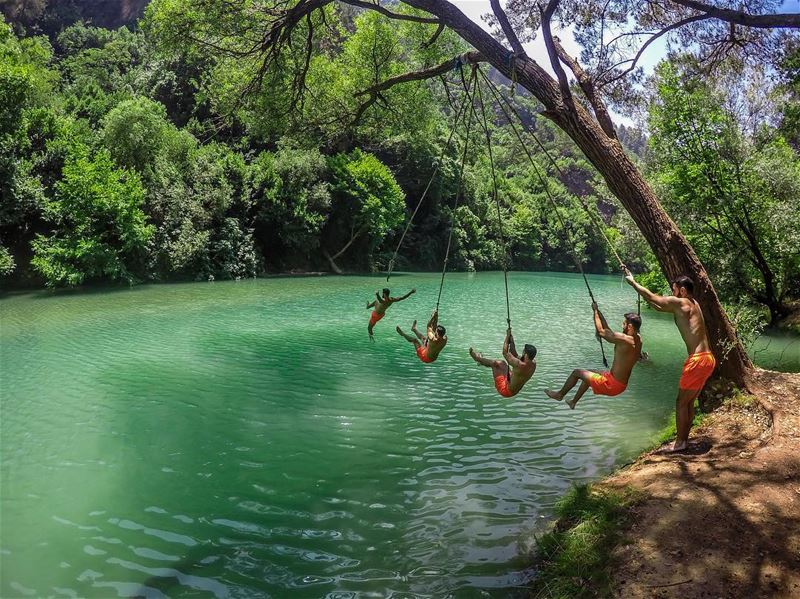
left=366, top=287, right=415, bottom=340
left=624, top=270, right=715, bottom=453
left=546, top=304, right=642, bottom=409
left=469, top=329, right=536, bottom=398
left=396, top=310, right=447, bottom=363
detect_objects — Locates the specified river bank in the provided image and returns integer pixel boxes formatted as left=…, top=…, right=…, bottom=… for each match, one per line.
left=532, top=367, right=800, bottom=598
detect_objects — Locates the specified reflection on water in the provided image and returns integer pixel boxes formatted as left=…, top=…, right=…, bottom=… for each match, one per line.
left=749, top=331, right=800, bottom=373
left=1, top=272, right=795, bottom=597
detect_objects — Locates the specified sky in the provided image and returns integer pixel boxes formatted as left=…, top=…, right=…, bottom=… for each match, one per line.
left=447, top=0, right=800, bottom=126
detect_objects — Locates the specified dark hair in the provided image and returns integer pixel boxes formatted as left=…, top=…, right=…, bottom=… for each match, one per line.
left=523, top=344, right=537, bottom=360
left=624, top=312, right=642, bottom=332
left=382, top=288, right=390, bottom=296
left=672, top=275, right=694, bottom=295
left=436, top=325, right=446, bottom=337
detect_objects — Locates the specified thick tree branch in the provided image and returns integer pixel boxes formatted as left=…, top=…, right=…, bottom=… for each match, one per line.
left=355, top=51, right=483, bottom=98
left=489, top=0, right=526, bottom=57
left=539, top=0, right=571, bottom=102
left=352, top=51, right=483, bottom=125
left=670, top=0, right=800, bottom=29
left=601, top=14, right=707, bottom=85
left=400, top=0, right=563, bottom=110
left=339, top=0, right=439, bottom=24
left=421, top=22, right=445, bottom=48
left=552, top=36, right=616, bottom=139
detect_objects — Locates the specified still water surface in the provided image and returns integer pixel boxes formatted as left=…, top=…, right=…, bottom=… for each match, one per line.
left=1, top=272, right=797, bottom=597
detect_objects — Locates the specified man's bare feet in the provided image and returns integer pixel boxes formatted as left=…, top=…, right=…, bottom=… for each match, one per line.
left=566, top=398, right=578, bottom=410
left=396, top=326, right=404, bottom=336
left=545, top=389, right=563, bottom=401
left=654, top=440, right=710, bottom=455
left=411, top=320, right=417, bottom=330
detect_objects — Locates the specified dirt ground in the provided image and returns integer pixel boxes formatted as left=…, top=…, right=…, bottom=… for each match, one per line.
left=602, top=368, right=800, bottom=598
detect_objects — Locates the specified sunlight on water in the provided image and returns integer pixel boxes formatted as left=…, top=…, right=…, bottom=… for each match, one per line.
left=1, top=272, right=795, bottom=597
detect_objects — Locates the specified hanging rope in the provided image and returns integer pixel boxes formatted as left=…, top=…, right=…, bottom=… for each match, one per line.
left=386, top=70, right=475, bottom=281
left=436, top=67, right=479, bottom=313
left=474, top=76, right=512, bottom=329
left=479, top=70, right=628, bottom=272
left=476, top=67, right=608, bottom=367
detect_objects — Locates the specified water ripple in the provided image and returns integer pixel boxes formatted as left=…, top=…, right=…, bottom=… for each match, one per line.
left=1, top=273, right=695, bottom=597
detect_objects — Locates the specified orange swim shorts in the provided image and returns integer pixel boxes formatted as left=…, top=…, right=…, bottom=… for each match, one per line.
left=588, top=371, right=627, bottom=397
left=679, top=351, right=716, bottom=391
left=369, top=310, right=384, bottom=327
left=494, top=374, right=516, bottom=398
left=416, top=345, right=436, bottom=363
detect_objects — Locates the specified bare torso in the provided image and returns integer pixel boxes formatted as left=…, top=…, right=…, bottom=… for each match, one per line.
left=673, top=298, right=711, bottom=355
left=425, top=336, right=448, bottom=360
left=509, top=361, right=536, bottom=394
left=610, top=334, right=642, bottom=384
left=374, top=298, right=390, bottom=315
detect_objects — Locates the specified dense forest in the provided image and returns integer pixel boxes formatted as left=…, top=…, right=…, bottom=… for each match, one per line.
left=1, top=1, right=798, bottom=331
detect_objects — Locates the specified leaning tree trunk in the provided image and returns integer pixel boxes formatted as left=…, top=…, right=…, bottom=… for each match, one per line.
left=404, top=0, right=752, bottom=386
left=548, top=107, right=752, bottom=385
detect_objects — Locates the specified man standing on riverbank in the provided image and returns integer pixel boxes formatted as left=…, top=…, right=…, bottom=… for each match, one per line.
left=624, top=270, right=716, bottom=452
left=366, top=287, right=415, bottom=339
left=469, top=328, right=536, bottom=397
left=396, top=309, right=447, bottom=363
left=545, top=304, right=642, bottom=409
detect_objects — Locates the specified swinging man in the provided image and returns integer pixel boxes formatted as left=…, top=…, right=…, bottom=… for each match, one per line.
left=624, top=269, right=715, bottom=452
left=470, top=328, right=536, bottom=398
left=366, top=287, right=415, bottom=339
left=396, top=309, right=447, bottom=363
left=546, top=304, right=642, bottom=409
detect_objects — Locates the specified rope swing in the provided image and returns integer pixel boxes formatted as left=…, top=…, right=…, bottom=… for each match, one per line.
left=474, top=74, right=512, bottom=329
left=436, top=67, right=479, bottom=314
left=386, top=69, right=476, bottom=282
left=476, top=66, right=608, bottom=367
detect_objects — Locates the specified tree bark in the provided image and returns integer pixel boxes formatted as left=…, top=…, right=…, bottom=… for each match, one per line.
left=402, top=0, right=753, bottom=385
left=546, top=107, right=751, bottom=384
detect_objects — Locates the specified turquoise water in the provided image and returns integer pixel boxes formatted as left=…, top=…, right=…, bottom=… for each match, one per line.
left=1, top=272, right=795, bottom=597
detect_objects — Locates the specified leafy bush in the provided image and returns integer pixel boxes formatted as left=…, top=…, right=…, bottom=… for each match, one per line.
left=31, top=150, right=153, bottom=286
left=0, top=244, right=15, bottom=275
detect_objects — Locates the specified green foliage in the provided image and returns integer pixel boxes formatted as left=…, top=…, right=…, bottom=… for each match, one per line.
left=637, top=268, right=669, bottom=296
left=532, top=485, right=641, bottom=598
left=3, top=2, right=796, bottom=298
left=778, top=39, right=800, bottom=149
left=0, top=243, right=15, bottom=275
left=327, top=149, right=405, bottom=263
left=649, top=62, right=800, bottom=324
left=101, top=96, right=190, bottom=175
left=650, top=400, right=706, bottom=449
left=31, top=150, right=153, bottom=286
left=248, top=145, right=331, bottom=264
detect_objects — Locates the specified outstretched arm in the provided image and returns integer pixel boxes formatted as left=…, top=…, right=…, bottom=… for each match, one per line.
left=375, top=291, right=384, bottom=304
left=624, top=268, right=680, bottom=313
left=503, top=329, right=524, bottom=368
left=593, top=302, right=625, bottom=344
left=392, top=288, right=416, bottom=302
left=426, top=310, right=438, bottom=340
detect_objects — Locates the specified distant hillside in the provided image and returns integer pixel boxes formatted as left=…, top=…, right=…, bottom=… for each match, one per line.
left=2, top=0, right=150, bottom=34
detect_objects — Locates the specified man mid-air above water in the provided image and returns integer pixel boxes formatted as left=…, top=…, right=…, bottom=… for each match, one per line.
left=469, top=328, right=536, bottom=398
left=396, top=309, right=447, bottom=363
left=545, top=304, right=642, bottom=409
left=366, top=287, right=415, bottom=339
left=624, top=270, right=715, bottom=453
